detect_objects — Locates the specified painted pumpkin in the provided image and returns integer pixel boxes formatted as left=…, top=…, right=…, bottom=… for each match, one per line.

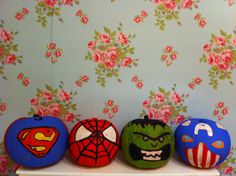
left=175, top=118, right=231, bottom=168
left=4, top=115, right=68, bottom=168
left=68, top=118, right=120, bottom=167
left=121, top=116, right=175, bottom=168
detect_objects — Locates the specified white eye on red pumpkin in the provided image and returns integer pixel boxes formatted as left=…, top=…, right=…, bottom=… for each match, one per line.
left=75, top=125, right=92, bottom=141
left=103, top=126, right=117, bottom=143
left=182, top=135, right=193, bottom=142
left=212, top=140, right=225, bottom=149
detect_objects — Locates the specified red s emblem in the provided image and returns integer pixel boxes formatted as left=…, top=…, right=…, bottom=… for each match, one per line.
left=17, top=127, right=59, bottom=158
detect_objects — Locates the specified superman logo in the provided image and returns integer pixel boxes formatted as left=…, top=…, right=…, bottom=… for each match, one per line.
left=17, top=127, right=59, bottom=158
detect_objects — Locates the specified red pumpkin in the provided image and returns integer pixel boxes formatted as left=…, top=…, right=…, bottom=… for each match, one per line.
left=68, top=118, right=120, bottom=167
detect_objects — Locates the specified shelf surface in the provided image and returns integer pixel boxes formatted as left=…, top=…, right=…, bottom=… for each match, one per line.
left=16, top=153, right=220, bottom=176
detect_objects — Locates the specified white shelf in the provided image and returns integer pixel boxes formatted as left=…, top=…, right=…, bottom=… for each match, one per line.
left=16, top=153, right=220, bottom=176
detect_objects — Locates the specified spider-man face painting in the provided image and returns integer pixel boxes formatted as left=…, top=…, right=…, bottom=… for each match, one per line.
left=175, top=118, right=231, bottom=168
left=68, top=118, right=120, bottom=167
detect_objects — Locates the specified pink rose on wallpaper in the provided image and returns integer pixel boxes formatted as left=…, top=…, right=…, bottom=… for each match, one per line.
left=88, top=41, right=96, bottom=49
left=17, top=72, right=30, bottom=87
left=173, top=115, right=185, bottom=124
left=61, top=0, right=73, bottom=5
left=28, top=82, right=79, bottom=122
left=194, top=13, right=201, bottom=20
left=0, top=29, right=12, bottom=43
left=76, top=9, right=89, bottom=25
left=215, top=36, right=226, bottom=46
left=133, top=16, right=142, bottom=23
left=103, top=99, right=119, bottom=119
left=15, top=13, right=24, bottom=21
left=30, top=98, right=38, bottom=106
left=163, top=0, right=176, bottom=10
left=22, top=78, right=30, bottom=87
left=22, top=7, right=29, bottom=14
left=76, top=10, right=83, bottom=17
left=194, top=13, right=206, bottom=28
left=75, top=75, right=89, bottom=87
left=170, top=92, right=182, bottom=104
left=221, top=166, right=233, bottom=174
left=43, top=0, right=58, bottom=8
left=232, top=37, right=236, bottom=46
left=15, top=7, right=29, bottom=21
left=0, top=103, right=7, bottom=113
left=131, top=75, right=144, bottom=89
left=118, top=32, right=129, bottom=45
left=203, top=43, right=211, bottom=52
left=199, top=30, right=236, bottom=89
left=141, top=84, right=189, bottom=125
left=227, top=0, right=234, bottom=6
left=85, top=23, right=138, bottom=87
left=161, top=45, right=178, bottom=66
left=17, top=72, right=24, bottom=80
left=64, top=113, right=75, bottom=122
left=45, top=42, right=63, bottom=63
left=188, top=76, right=202, bottom=89
left=152, top=0, right=200, bottom=31
left=121, top=57, right=132, bottom=67
left=100, top=34, right=111, bottom=44
left=4, top=54, right=16, bottom=64
left=213, top=101, right=229, bottom=121
left=0, top=155, right=8, bottom=173
left=216, top=146, right=236, bottom=175
left=133, top=10, right=148, bottom=24
left=182, top=0, right=193, bottom=9
left=42, top=90, right=53, bottom=101
left=59, top=90, right=71, bottom=102
left=36, top=0, right=79, bottom=27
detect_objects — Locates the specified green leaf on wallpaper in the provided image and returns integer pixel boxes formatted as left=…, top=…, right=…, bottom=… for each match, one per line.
left=159, top=87, right=165, bottom=94
left=55, top=10, right=61, bottom=16
left=226, top=34, right=232, bottom=40
left=104, top=27, right=111, bottom=34
left=94, top=30, right=100, bottom=39
left=46, top=84, right=53, bottom=91
left=165, top=15, right=173, bottom=20
left=106, top=72, right=113, bottom=77
left=111, top=31, right=116, bottom=37
left=98, top=63, right=104, bottom=69
left=220, top=30, right=227, bottom=37
left=38, top=1, right=46, bottom=7
left=128, top=48, right=134, bottom=54
left=71, top=104, right=77, bottom=111
left=150, top=91, right=155, bottom=97
left=12, top=45, right=18, bottom=52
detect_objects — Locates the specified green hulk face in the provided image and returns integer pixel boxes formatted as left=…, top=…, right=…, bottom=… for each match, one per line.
left=121, top=118, right=174, bottom=168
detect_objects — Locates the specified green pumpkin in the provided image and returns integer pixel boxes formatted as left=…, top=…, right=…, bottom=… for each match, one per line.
left=121, top=116, right=175, bottom=168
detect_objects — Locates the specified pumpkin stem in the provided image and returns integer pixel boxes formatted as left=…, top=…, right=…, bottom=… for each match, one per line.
left=33, top=114, right=43, bottom=121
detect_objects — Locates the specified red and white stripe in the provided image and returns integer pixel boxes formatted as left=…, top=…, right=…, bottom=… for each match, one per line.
left=184, top=143, right=220, bottom=168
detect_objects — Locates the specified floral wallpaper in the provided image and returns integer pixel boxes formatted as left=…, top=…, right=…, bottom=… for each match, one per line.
left=0, top=0, right=236, bottom=175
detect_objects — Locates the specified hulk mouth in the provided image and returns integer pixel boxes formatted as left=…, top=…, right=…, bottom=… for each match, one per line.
left=129, top=143, right=170, bottom=161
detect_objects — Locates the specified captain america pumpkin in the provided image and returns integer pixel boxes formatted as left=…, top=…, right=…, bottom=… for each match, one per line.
left=175, top=118, right=231, bottom=169
left=4, top=115, right=68, bottom=168
left=68, top=118, right=120, bottom=167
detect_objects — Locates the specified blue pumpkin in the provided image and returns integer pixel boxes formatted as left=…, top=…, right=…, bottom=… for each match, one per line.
left=4, top=116, right=68, bottom=168
left=175, top=118, right=231, bottom=168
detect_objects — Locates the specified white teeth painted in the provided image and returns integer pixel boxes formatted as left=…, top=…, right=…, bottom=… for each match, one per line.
left=143, top=155, right=161, bottom=161
left=141, top=150, right=162, bottom=156
left=141, top=150, right=162, bottom=161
